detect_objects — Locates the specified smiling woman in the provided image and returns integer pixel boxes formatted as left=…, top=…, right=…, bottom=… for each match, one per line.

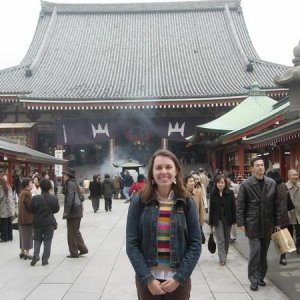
left=126, top=149, right=201, bottom=299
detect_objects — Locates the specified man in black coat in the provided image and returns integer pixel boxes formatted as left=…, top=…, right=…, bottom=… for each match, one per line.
left=62, top=167, right=88, bottom=258
left=237, top=157, right=280, bottom=292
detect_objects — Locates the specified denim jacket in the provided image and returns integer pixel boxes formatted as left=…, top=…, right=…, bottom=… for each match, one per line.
left=126, top=194, right=201, bottom=286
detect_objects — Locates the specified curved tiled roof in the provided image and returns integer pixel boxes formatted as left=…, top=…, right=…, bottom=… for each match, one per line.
left=0, top=1, right=289, bottom=102
left=0, top=137, right=67, bottom=165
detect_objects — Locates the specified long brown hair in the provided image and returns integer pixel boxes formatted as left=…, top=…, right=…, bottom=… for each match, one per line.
left=141, top=149, right=189, bottom=203
left=0, top=177, right=9, bottom=196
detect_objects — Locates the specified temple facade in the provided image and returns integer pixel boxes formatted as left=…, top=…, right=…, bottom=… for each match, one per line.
left=0, top=0, right=289, bottom=171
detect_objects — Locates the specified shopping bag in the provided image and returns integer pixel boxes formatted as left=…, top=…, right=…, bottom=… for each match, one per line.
left=208, top=232, right=216, bottom=253
left=271, top=228, right=296, bottom=254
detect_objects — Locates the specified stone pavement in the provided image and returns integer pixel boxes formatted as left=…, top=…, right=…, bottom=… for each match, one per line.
left=0, top=199, right=289, bottom=300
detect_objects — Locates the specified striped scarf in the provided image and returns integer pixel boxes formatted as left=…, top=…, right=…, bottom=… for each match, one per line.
left=157, top=200, right=173, bottom=266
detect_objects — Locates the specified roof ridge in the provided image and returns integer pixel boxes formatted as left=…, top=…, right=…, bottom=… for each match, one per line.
left=41, top=0, right=241, bottom=14
left=251, top=58, right=289, bottom=68
left=224, top=4, right=248, bottom=65
left=25, top=6, right=57, bottom=77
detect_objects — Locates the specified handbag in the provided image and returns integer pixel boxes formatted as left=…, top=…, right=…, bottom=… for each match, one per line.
left=208, top=229, right=216, bottom=253
left=201, top=229, right=206, bottom=244
left=272, top=228, right=296, bottom=254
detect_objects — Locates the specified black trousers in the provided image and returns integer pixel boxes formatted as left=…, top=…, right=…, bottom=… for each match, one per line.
left=248, top=237, right=270, bottom=284
left=104, top=197, right=112, bottom=211
left=33, top=226, right=54, bottom=263
left=0, top=217, right=13, bottom=241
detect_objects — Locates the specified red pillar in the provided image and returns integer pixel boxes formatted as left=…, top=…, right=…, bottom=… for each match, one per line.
left=279, top=145, right=286, bottom=181
left=238, top=144, right=245, bottom=175
left=25, top=162, right=29, bottom=177
left=7, top=161, right=13, bottom=186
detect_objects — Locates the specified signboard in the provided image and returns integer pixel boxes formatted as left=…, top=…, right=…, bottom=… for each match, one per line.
left=54, top=150, right=63, bottom=177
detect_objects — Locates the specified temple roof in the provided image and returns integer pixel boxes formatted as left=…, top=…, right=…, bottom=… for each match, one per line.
left=243, top=118, right=300, bottom=147
left=196, top=83, right=279, bottom=133
left=220, top=97, right=290, bottom=143
left=0, top=137, right=67, bottom=164
left=0, top=1, right=288, bottom=103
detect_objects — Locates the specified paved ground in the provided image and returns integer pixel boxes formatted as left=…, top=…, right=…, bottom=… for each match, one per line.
left=233, top=225, right=300, bottom=300
left=0, top=198, right=290, bottom=300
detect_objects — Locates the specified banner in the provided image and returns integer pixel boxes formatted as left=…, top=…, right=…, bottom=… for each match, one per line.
left=56, top=117, right=201, bottom=145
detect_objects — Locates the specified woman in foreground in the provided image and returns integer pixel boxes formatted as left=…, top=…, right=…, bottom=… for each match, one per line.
left=126, top=149, right=201, bottom=299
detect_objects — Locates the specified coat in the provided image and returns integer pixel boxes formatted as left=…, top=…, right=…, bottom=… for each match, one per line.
left=31, top=192, right=60, bottom=228
left=62, top=178, right=83, bottom=219
left=89, top=180, right=102, bottom=198
left=237, top=175, right=280, bottom=239
left=0, top=186, right=15, bottom=218
left=18, top=188, right=33, bottom=225
left=102, top=179, right=114, bottom=198
left=209, top=188, right=236, bottom=227
left=190, top=188, right=206, bottom=225
left=276, top=182, right=289, bottom=227
left=285, top=180, right=300, bottom=224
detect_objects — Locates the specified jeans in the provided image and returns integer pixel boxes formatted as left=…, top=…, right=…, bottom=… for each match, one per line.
left=123, top=187, right=130, bottom=200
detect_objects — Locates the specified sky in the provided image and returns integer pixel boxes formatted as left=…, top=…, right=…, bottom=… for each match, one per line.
left=0, top=0, right=299, bottom=69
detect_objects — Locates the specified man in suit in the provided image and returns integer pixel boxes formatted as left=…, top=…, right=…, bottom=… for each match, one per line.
left=237, top=157, right=280, bottom=292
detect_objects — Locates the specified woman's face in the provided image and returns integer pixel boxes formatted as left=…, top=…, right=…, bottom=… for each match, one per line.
left=33, top=177, right=39, bottom=186
left=216, top=178, right=226, bottom=191
left=153, top=155, right=177, bottom=188
left=28, top=181, right=33, bottom=190
left=186, top=177, right=195, bottom=191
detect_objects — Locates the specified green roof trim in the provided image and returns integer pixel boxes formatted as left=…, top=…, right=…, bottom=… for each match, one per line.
left=220, top=100, right=290, bottom=140
left=196, top=84, right=277, bottom=133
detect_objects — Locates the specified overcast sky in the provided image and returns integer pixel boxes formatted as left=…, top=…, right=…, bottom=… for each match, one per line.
left=0, top=0, right=299, bottom=69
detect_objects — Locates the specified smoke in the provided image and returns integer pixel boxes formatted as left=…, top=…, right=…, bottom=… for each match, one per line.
left=74, top=143, right=148, bottom=182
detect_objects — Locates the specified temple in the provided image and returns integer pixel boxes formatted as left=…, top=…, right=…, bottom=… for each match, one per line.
left=0, top=0, right=289, bottom=174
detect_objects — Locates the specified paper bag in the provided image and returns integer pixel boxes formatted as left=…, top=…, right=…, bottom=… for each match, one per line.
left=271, top=228, right=296, bottom=254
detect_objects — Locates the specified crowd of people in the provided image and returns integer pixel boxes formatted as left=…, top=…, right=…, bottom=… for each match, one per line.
left=0, top=150, right=300, bottom=299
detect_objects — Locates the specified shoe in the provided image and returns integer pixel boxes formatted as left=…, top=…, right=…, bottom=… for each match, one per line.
left=109, top=209, right=112, bottom=211
left=230, top=238, right=236, bottom=243
left=219, top=262, right=225, bottom=266
left=67, top=255, right=79, bottom=258
left=24, top=254, right=33, bottom=260
left=280, top=258, right=287, bottom=265
left=250, top=283, right=258, bottom=291
left=19, top=253, right=25, bottom=259
left=42, top=261, right=49, bottom=266
left=258, top=279, right=266, bottom=286
left=79, top=250, right=88, bottom=256
left=30, top=257, right=40, bottom=266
